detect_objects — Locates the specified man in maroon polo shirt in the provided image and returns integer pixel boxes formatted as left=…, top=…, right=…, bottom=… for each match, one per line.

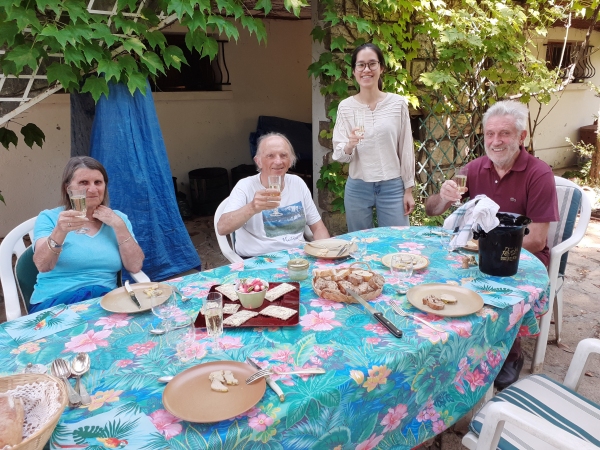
left=425, top=100, right=559, bottom=389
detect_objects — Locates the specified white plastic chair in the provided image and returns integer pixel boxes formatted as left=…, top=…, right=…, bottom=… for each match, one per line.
left=214, top=198, right=244, bottom=264
left=0, top=216, right=150, bottom=321
left=463, top=338, right=600, bottom=449
left=531, top=176, right=591, bottom=373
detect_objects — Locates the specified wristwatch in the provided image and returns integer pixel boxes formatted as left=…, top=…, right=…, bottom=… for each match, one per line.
left=48, top=237, right=63, bottom=249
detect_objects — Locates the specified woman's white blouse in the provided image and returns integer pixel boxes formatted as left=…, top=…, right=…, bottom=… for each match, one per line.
left=332, top=93, right=415, bottom=188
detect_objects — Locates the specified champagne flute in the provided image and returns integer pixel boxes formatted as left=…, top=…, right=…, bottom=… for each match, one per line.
left=203, top=292, right=223, bottom=353
left=452, top=166, right=468, bottom=207
left=67, top=187, right=90, bottom=234
left=390, top=254, right=414, bottom=295
left=354, top=110, right=365, bottom=140
left=267, top=175, right=283, bottom=217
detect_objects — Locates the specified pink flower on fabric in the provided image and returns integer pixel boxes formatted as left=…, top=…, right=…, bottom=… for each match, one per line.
left=356, top=434, right=384, bottom=450
left=516, top=284, right=542, bottom=303
left=381, top=404, right=408, bottom=432
left=116, top=359, right=133, bottom=368
left=300, top=311, right=341, bottom=331
left=218, top=336, right=243, bottom=349
left=478, top=307, right=499, bottom=321
left=65, top=329, right=112, bottom=353
left=94, top=313, right=132, bottom=329
left=177, top=342, right=207, bottom=362
left=230, top=261, right=245, bottom=271
left=432, top=419, right=447, bottom=434
left=366, top=337, right=381, bottom=345
left=397, top=242, right=425, bottom=251
left=251, top=350, right=267, bottom=357
left=236, top=405, right=261, bottom=419
left=128, top=341, right=157, bottom=356
left=87, top=389, right=122, bottom=411
left=486, top=350, right=503, bottom=368
left=309, top=357, right=324, bottom=366
left=248, top=413, right=274, bottom=431
left=364, top=323, right=390, bottom=336
left=447, top=321, right=472, bottom=338
left=417, top=406, right=440, bottom=423
left=69, top=303, right=90, bottom=312
left=310, top=298, right=344, bottom=310
left=314, top=346, right=334, bottom=359
left=464, top=369, right=486, bottom=391
left=416, top=327, right=449, bottom=344
left=149, top=409, right=183, bottom=439
left=272, top=349, right=294, bottom=363
left=508, top=302, right=527, bottom=330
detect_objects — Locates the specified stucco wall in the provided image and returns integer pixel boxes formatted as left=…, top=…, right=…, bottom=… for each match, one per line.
left=529, top=27, right=600, bottom=168
left=0, top=19, right=313, bottom=237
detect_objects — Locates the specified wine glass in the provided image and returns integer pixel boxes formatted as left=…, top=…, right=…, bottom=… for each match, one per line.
left=168, top=316, right=196, bottom=363
left=267, top=175, right=283, bottom=217
left=390, top=254, right=414, bottom=295
left=67, top=187, right=90, bottom=234
left=349, top=239, right=367, bottom=260
left=203, top=292, right=223, bottom=353
left=354, top=110, right=365, bottom=140
left=452, top=166, right=468, bottom=207
left=151, top=291, right=177, bottom=333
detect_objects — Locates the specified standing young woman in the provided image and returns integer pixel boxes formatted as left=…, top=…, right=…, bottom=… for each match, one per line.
left=332, top=43, right=415, bottom=232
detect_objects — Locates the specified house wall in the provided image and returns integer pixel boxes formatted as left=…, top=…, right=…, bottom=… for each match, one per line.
left=0, top=19, right=313, bottom=237
left=529, top=27, right=600, bottom=168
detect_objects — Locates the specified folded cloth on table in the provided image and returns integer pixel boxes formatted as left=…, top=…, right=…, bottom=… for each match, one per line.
left=443, top=195, right=500, bottom=251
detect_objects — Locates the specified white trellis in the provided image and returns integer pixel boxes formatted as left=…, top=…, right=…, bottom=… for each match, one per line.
left=0, top=0, right=178, bottom=126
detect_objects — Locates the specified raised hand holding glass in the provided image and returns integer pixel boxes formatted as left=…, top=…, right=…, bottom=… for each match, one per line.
left=452, top=166, right=468, bottom=207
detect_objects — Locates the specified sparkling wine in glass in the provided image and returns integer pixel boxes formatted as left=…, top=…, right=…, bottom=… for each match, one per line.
left=204, top=292, right=223, bottom=353
left=267, top=175, right=283, bottom=217
left=390, top=254, right=414, bottom=295
left=354, top=110, right=365, bottom=139
left=67, top=187, right=90, bottom=234
left=452, top=166, right=468, bottom=207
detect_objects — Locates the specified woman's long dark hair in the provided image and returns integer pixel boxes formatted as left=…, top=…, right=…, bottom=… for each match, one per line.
left=351, top=43, right=385, bottom=91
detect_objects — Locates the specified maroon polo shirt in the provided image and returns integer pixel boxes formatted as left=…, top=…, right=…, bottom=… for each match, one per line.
left=465, top=147, right=559, bottom=267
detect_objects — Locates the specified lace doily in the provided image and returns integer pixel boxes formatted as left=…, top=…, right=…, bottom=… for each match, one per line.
left=1, top=380, right=62, bottom=448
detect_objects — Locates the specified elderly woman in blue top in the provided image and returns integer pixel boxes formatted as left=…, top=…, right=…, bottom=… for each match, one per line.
left=30, top=156, right=145, bottom=313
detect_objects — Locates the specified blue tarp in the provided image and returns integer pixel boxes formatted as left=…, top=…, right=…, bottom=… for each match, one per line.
left=90, top=81, right=201, bottom=281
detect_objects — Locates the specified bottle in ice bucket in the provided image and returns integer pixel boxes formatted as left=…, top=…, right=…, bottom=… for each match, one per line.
left=473, top=212, right=532, bottom=277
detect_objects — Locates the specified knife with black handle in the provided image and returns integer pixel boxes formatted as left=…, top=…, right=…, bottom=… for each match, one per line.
left=347, top=288, right=402, bottom=338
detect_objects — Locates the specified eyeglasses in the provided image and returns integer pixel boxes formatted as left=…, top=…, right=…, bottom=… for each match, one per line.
left=355, top=61, right=380, bottom=71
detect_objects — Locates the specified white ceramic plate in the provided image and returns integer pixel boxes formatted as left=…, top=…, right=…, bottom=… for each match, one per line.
left=304, top=239, right=356, bottom=259
left=100, top=282, right=172, bottom=313
left=406, top=283, right=484, bottom=317
left=381, top=252, right=429, bottom=270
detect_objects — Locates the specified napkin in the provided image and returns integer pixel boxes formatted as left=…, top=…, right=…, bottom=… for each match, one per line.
left=463, top=278, right=528, bottom=308
left=4, top=305, right=84, bottom=344
left=443, top=195, right=500, bottom=251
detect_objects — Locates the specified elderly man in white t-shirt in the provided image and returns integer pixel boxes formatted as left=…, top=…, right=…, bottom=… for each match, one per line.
left=217, top=133, right=330, bottom=258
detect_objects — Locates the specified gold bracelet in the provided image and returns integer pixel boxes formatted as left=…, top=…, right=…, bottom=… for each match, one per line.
left=46, top=238, right=61, bottom=255
left=118, top=236, right=132, bottom=246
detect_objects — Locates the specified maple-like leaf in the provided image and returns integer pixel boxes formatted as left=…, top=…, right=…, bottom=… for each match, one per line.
left=63, top=45, right=86, bottom=68
left=145, top=30, right=167, bottom=50
left=140, top=51, right=165, bottom=75
left=97, top=59, right=122, bottom=83
left=0, top=21, right=19, bottom=47
left=4, top=45, right=41, bottom=73
left=180, top=10, right=207, bottom=32
left=81, top=76, right=109, bottom=102
left=46, top=62, right=80, bottom=90
left=20, top=123, right=45, bottom=148
left=122, top=37, right=146, bottom=56
left=254, top=0, right=272, bottom=15
left=126, top=72, right=147, bottom=96
left=162, top=45, right=188, bottom=70
left=0, top=128, right=18, bottom=150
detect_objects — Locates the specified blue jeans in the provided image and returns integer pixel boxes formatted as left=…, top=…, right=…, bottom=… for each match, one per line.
left=344, top=177, right=409, bottom=232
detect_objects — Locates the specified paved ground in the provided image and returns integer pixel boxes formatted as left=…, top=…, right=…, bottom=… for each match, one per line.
left=1, top=215, right=598, bottom=449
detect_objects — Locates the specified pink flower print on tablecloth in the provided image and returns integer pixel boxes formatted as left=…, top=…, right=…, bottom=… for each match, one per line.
left=249, top=413, right=274, bottom=432
left=464, top=369, right=486, bottom=392
left=11, top=339, right=46, bottom=355
left=432, top=419, right=447, bottom=434
left=447, top=320, right=472, bottom=338
left=87, top=389, right=122, bottom=411
left=310, top=298, right=344, bottom=311
left=271, top=349, right=294, bottom=363
left=128, top=340, right=157, bottom=357
left=417, top=399, right=440, bottom=423
left=177, top=341, right=208, bottom=362
left=230, top=261, right=245, bottom=271
left=235, top=405, right=261, bottom=420
left=366, top=337, right=381, bottom=345
left=356, top=434, right=384, bottom=450
left=65, top=329, right=112, bottom=353
left=364, top=322, right=390, bottom=336
left=218, top=336, right=243, bottom=350
left=363, top=365, right=391, bottom=392
left=485, top=349, right=503, bottom=368
left=381, top=404, right=408, bottom=432
left=416, top=326, right=449, bottom=344
left=397, top=242, right=425, bottom=252
left=149, top=409, right=183, bottom=439
left=94, top=313, right=132, bottom=330
left=508, top=302, right=527, bottom=330
left=300, top=311, right=341, bottom=331
left=314, top=346, right=334, bottom=359
left=69, top=303, right=91, bottom=312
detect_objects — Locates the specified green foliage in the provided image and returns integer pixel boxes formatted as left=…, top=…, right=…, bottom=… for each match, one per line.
left=563, top=137, right=598, bottom=183
left=316, top=161, right=348, bottom=213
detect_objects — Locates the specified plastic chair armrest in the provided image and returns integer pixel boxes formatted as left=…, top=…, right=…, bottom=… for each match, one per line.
left=131, top=271, right=151, bottom=283
left=475, top=402, right=598, bottom=450
left=563, top=338, right=600, bottom=390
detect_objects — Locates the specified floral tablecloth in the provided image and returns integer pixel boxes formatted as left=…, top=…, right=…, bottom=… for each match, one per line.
left=0, top=226, right=549, bottom=450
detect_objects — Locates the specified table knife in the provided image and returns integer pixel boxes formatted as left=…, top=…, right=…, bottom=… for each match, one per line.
left=246, top=357, right=285, bottom=402
left=336, top=243, right=350, bottom=257
left=124, top=280, right=142, bottom=309
left=347, top=288, right=403, bottom=338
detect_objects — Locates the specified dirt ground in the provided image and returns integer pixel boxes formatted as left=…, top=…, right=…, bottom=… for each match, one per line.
left=1, top=215, right=598, bottom=449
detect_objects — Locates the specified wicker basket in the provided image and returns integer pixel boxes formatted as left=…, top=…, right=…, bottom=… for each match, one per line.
left=0, top=373, right=68, bottom=450
left=312, top=261, right=383, bottom=303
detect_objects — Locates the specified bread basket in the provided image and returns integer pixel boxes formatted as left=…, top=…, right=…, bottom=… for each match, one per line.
left=312, top=261, right=384, bottom=303
left=0, top=373, right=68, bottom=450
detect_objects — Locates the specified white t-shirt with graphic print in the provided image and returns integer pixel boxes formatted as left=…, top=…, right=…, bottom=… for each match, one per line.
left=224, top=173, right=321, bottom=257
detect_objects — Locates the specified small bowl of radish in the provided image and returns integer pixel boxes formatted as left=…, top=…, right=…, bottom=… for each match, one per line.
left=235, top=278, right=269, bottom=309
